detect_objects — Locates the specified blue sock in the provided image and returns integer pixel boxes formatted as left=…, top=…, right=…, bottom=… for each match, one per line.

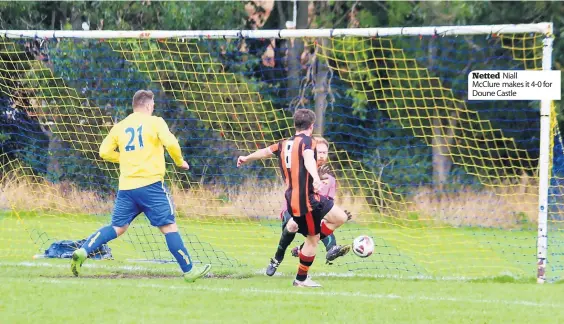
left=165, top=232, right=193, bottom=273
left=322, top=234, right=337, bottom=252
left=81, top=225, right=117, bottom=255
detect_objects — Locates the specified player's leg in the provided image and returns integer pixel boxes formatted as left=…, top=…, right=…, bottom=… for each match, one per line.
left=286, top=220, right=300, bottom=258
left=314, top=197, right=350, bottom=264
left=293, top=233, right=321, bottom=287
left=292, top=213, right=322, bottom=287
left=158, top=223, right=211, bottom=282
left=71, top=190, right=139, bottom=276
left=275, top=211, right=298, bottom=262
left=323, top=234, right=350, bottom=264
left=142, top=181, right=211, bottom=282
left=289, top=199, right=343, bottom=258
left=266, top=213, right=298, bottom=276
left=291, top=234, right=348, bottom=264
left=321, top=233, right=337, bottom=252
left=320, top=202, right=348, bottom=232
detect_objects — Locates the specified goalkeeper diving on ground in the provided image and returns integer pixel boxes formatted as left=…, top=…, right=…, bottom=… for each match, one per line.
left=71, top=90, right=211, bottom=282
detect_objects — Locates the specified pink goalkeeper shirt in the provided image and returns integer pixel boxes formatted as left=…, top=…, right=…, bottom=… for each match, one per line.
left=280, top=174, right=336, bottom=217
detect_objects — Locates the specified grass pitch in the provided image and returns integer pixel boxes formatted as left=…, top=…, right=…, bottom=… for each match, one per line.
left=2, top=263, right=564, bottom=323
left=1, top=212, right=564, bottom=323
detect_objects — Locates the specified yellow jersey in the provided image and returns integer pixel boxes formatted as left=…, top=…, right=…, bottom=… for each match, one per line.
left=99, top=112, right=184, bottom=190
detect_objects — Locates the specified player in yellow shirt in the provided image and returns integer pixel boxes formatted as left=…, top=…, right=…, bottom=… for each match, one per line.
left=71, top=90, right=211, bottom=282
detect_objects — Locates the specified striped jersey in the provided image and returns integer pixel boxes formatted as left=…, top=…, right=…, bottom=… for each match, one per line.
left=280, top=173, right=336, bottom=217
left=268, top=134, right=317, bottom=216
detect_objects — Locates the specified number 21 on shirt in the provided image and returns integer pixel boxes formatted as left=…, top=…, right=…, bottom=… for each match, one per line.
left=125, top=125, right=144, bottom=151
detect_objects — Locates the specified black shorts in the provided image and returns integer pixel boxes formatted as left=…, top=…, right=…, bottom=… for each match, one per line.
left=291, top=195, right=334, bottom=237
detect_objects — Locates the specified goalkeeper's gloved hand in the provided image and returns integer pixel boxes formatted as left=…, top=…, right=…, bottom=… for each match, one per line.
left=318, top=164, right=335, bottom=180
left=344, top=210, right=353, bottom=221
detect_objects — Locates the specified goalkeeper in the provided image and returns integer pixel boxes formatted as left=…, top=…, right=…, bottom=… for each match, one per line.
left=266, top=137, right=351, bottom=276
left=71, top=90, right=211, bottom=282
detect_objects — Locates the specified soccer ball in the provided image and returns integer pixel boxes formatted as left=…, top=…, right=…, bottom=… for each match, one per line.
left=352, top=235, right=374, bottom=258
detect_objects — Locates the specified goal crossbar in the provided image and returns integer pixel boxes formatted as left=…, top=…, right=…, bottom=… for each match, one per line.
left=0, top=23, right=553, bottom=39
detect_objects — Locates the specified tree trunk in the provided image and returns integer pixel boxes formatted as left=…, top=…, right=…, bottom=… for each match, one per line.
left=70, top=7, right=84, bottom=30
left=431, top=117, right=454, bottom=192
left=287, top=0, right=309, bottom=111
left=275, top=0, right=287, bottom=28
left=428, top=37, right=456, bottom=192
left=39, top=123, right=63, bottom=180
left=313, top=38, right=330, bottom=137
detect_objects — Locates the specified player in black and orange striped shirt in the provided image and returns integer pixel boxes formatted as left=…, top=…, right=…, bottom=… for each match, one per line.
left=267, top=133, right=318, bottom=218
left=237, top=109, right=349, bottom=287
left=264, top=137, right=352, bottom=277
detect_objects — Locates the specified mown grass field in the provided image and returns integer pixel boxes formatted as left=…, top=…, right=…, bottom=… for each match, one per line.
left=2, top=211, right=564, bottom=323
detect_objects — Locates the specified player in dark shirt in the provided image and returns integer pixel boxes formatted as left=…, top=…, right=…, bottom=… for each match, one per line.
left=237, top=109, right=349, bottom=287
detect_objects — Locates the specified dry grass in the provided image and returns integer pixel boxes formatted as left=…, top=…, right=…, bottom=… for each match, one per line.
left=170, top=179, right=285, bottom=219
left=409, top=185, right=539, bottom=228
left=0, top=178, right=113, bottom=215
left=0, top=178, right=286, bottom=220
left=0, top=177, right=371, bottom=222
left=0, top=177, right=540, bottom=228
left=334, top=192, right=373, bottom=222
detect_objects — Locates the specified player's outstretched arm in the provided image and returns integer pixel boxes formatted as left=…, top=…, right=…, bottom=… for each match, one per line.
left=303, top=149, right=321, bottom=192
left=99, top=128, right=120, bottom=163
left=237, top=148, right=273, bottom=167
left=157, top=118, right=188, bottom=170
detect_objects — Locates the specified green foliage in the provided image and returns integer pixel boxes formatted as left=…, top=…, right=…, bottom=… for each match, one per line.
left=111, top=38, right=290, bottom=148
left=0, top=1, right=256, bottom=188
left=357, top=1, right=563, bottom=128
left=0, top=1, right=247, bottom=31
left=0, top=0, right=562, bottom=193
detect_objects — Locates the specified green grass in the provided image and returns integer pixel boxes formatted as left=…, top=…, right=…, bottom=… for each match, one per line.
left=0, top=211, right=544, bottom=278
left=2, top=212, right=564, bottom=323
left=1, top=263, right=564, bottom=323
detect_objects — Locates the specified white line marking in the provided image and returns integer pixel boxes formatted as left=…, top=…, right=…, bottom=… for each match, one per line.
left=0, top=261, right=525, bottom=282
left=1, top=261, right=175, bottom=273
left=5, top=277, right=560, bottom=308
left=251, top=268, right=524, bottom=282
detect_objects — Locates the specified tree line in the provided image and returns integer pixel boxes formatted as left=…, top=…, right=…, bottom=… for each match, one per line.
left=0, top=1, right=562, bottom=195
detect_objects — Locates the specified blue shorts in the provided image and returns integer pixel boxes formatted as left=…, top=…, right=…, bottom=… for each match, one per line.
left=111, top=181, right=175, bottom=227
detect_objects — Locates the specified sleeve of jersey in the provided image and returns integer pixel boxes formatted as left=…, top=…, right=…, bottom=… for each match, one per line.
left=267, top=142, right=280, bottom=156
left=325, top=175, right=337, bottom=199
left=302, top=136, right=312, bottom=151
left=99, top=127, right=120, bottom=163
left=157, top=118, right=184, bottom=166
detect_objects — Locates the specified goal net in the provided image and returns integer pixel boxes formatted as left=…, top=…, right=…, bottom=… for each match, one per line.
left=0, top=24, right=559, bottom=281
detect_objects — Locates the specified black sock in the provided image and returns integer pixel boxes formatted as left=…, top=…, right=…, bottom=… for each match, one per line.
left=322, top=234, right=337, bottom=252
left=274, top=228, right=296, bottom=262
